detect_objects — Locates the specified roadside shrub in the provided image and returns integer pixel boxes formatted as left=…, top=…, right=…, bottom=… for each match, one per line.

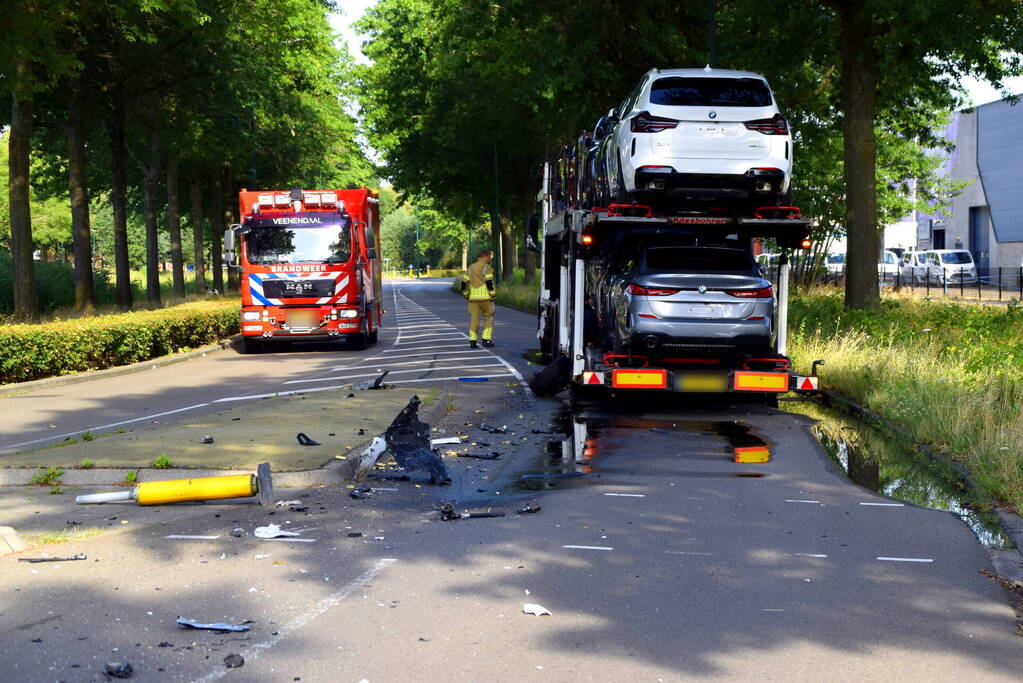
left=0, top=299, right=239, bottom=384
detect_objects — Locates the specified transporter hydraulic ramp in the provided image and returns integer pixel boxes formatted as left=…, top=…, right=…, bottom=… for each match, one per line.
left=529, top=202, right=823, bottom=398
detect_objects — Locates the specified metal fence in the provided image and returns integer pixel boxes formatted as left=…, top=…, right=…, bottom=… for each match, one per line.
left=768, top=266, right=1023, bottom=302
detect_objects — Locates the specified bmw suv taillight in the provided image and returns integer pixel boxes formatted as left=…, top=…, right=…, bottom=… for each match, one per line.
left=744, top=114, right=789, bottom=135
left=726, top=286, right=774, bottom=298
left=631, top=111, right=679, bottom=133
left=628, top=283, right=680, bottom=296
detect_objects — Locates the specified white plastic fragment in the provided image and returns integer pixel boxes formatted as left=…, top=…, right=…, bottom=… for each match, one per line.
left=522, top=603, right=551, bottom=616
left=275, top=500, right=302, bottom=507
left=254, top=524, right=300, bottom=539
left=430, top=437, right=462, bottom=445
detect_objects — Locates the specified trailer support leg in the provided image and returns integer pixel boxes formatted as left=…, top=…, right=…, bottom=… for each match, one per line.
left=572, top=258, right=585, bottom=377
left=776, top=251, right=790, bottom=356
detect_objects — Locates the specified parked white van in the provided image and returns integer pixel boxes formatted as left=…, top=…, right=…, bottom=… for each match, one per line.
left=923, top=249, right=977, bottom=284
left=900, top=251, right=927, bottom=283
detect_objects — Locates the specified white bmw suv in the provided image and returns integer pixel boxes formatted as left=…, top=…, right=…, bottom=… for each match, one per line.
left=598, top=67, right=793, bottom=213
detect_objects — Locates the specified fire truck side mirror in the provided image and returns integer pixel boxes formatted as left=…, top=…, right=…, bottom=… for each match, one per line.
left=366, top=248, right=377, bottom=259
left=224, top=227, right=236, bottom=253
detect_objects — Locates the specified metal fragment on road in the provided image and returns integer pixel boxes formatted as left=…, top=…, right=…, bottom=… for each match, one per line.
left=177, top=617, right=251, bottom=632
left=18, top=553, right=87, bottom=563
left=522, top=603, right=552, bottom=616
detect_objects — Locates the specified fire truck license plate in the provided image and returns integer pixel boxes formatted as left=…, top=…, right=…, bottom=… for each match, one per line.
left=287, top=310, right=319, bottom=329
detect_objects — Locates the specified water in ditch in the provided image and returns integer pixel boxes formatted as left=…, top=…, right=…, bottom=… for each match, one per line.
left=782, top=398, right=1013, bottom=549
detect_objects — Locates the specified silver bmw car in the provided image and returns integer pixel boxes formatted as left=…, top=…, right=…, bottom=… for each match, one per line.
left=593, top=237, right=775, bottom=356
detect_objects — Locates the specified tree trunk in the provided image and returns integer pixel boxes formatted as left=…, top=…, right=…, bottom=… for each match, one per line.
left=222, top=165, right=239, bottom=292
left=500, top=216, right=516, bottom=280
left=189, top=174, right=206, bottom=296
left=67, top=81, right=95, bottom=312
left=488, top=209, right=502, bottom=283
left=521, top=198, right=536, bottom=285
left=110, top=93, right=131, bottom=309
left=143, top=115, right=163, bottom=305
left=210, top=172, right=225, bottom=293
left=461, top=241, right=468, bottom=271
left=839, top=1, right=880, bottom=311
left=9, top=57, right=37, bottom=319
left=166, top=155, right=185, bottom=298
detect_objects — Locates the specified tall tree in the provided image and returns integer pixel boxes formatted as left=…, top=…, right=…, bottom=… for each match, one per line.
left=67, top=77, right=95, bottom=311
left=189, top=173, right=206, bottom=296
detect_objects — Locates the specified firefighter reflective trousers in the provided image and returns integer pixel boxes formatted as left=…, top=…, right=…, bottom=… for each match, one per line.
left=467, top=300, right=494, bottom=341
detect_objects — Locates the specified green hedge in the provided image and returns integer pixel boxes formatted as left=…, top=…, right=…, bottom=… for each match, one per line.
left=0, top=300, right=240, bottom=384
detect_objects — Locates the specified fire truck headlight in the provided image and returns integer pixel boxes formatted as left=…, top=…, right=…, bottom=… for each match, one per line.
left=242, top=311, right=262, bottom=321
left=338, top=309, right=358, bottom=319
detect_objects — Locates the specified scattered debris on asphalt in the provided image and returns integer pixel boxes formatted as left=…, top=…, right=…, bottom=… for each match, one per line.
left=350, top=487, right=373, bottom=500
left=176, top=617, right=251, bottom=632
left=275, top=500, right=302, bottom=507
left=224, top=654, right=245, bottom=668
left=479, top=424, right=508, bottom=434
left=296, top=433, right=321, bottom=446
left=430, top=437, right=463, bottom=446
left=517, top=504, right=542, bottom=515
left=439, top=504, right=505, bottom=521
left=347, top=532, right=363, bottom=538
left=354, top=370, right=390, bottom=390
left=383, top=396, right=451, bottom=484
left=457, top=452, right=501, bottom=460
left=18, top=553, right=87, bottom=563
left=231, top=528, right=245, bottom=537
left=254, top=524, right=300, bottom=539
left=201, top=435, right=215, bottom=444
left=101, top=660, right=134, bottom=678
left=522, top=603, right=552, bottom=616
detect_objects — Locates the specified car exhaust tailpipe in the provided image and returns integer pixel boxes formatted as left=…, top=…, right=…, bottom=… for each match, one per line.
left=754, top=180, right=773, bottom=193
left=644, top=335, right=659, bottom=350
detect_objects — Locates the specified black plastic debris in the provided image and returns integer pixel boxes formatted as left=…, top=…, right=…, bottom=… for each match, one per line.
left=201, top=435, right=215, bottom=444
left=479, top=424, right=508, bottom=434
left=66, top=520, right=81, bottom=525
left=296, top=433, right=321, bottom=447
left=224, top=654, right=245, bottom=668
left=347, top=532, right=363, bottom=538
left=157, top=642, right=173, bottom=648
left=19, top=553, right=87, bottom=563
left=358, top=428, right=365, bottom=435
left=530, top=429, right=553, bottom=435
left=350, top=487, right=373, bottom=500
left=517, top=504, right=541, bottom=515
left=176, top=617, right=251, bottom=632
left=457, top=452, right=501, bottom=460
left=288, top=505, right=309, bottom=512
left=102, top=661, right=134, bottom=678
left=382, top=396, right=451, bottom=484
left=439, top=504, right=505, bottom=521
left=354, top=370, right=389, bottom=391
left=346, top=393, right=355, bottom=398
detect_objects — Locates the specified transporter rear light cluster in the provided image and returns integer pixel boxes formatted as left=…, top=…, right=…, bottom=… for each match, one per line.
left=631, top=111, right=679, bottom=133
left=744, top=114, right=789, bottom=135
left=727, top=286, right=774, bottom=298
left=581, top=234, right=594, bottom=245
left=628, top=283, right=680, bottom=296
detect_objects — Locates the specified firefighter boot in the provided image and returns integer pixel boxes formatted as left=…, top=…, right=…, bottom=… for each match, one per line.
left=469, top=340, right=478, bottom=348
left=482, top=340, right=494, bottom=347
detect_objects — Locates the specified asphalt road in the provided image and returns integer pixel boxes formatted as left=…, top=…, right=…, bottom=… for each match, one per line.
left=2, top=280, right=1022, bottom=681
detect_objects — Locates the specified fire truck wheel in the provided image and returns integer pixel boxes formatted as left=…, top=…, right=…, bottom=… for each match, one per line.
left=241, top=337, right=264, bottom=354
left=367, top=329, right=378, bottom=345
left=349, top=321, right=369, bottom=350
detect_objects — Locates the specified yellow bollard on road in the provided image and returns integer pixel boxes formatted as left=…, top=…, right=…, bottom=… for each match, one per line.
left=75, top=463, right=274, bottom=506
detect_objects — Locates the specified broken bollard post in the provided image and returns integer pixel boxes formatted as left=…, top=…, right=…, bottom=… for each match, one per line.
left=75, top=463, right=274, bottom=506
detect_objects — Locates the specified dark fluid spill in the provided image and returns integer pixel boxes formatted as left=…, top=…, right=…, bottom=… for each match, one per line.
left=513, top=405, right=771, bottom=491
left=783, top=399, right=1013, bottom=549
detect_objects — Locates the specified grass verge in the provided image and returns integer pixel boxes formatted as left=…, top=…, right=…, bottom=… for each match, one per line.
left=26, top=527, right=105, bottom=546
left=447, top=268, right=539, bottom=313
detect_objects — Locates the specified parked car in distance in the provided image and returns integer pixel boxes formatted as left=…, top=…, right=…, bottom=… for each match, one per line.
left=595, top=67, right=792, bottom=213
left=826, top=253, right=844, bottom=276
left=900, top=251, right=927, bottom=283
left=878, top=250, right=899, bottom=281
left=923, top=249, right=977, bottom=284
left=590, top=235, right=776, bottom=357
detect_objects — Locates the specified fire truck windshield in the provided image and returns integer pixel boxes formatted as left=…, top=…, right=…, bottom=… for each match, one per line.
left=245, top=221, right=351, bottom=265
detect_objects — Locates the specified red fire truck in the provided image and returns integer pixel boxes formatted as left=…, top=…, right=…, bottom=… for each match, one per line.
left=224, top=188, right=382, bottom=353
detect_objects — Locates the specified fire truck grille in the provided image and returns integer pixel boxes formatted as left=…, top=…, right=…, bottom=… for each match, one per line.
left=262, top=279, right=335, bottom=299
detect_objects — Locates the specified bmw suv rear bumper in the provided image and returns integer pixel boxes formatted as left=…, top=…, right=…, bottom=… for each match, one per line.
left=633, top=166, right=787, bottom=202
left=626, top=316, right=773, bottom=352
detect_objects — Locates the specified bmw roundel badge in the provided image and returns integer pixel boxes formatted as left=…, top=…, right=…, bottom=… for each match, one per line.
left=708, top=111, right=717, bottom=119
left=698, top=285, right=708, bottom=294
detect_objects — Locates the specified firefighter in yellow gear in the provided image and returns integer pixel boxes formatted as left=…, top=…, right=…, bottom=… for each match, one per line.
left=462, top=250, right=496, bottom=348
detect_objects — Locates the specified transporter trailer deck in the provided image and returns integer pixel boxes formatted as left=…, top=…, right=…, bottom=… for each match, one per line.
left=529, top=189, right=822, bottom=398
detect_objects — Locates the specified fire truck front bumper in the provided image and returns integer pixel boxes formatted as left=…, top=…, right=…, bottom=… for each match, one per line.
left=240, top=306, right=363, bottom=339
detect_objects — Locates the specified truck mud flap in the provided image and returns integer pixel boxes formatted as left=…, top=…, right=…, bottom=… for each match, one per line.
left=528, top=354, right=571, bottom=396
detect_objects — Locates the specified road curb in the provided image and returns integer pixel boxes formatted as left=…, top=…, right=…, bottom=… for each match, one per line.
left=0, top=336, right=241, bottom=397
left=0, top=388, right=451, bottom=487
left=816, top=389, right=1023, bottom=582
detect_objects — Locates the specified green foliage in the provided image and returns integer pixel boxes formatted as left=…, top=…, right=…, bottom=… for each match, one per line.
left=81, top=430, right=94, bottom=442
left=78, top=458, right=94, bottom=469
left=152, top=454, right=172, bottom=469
left=0, top=299, right=239, bottom=384
left=29, top=466, right=64, bottom=486
left=49, top=486, right=64, bottom=495
left=124, top=471, right=138, bottom=485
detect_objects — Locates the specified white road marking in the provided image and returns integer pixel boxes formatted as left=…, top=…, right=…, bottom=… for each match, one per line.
left=280, top=363, right=506, bottom=385
left=664, top=551, right=714, bottom=556
left=384, top=373, right=513, bottom=385
left=785, top=499, right=820, bottom=504
left=2, top=403, right=211, bottom=452
left=396, top=332, right=464, bottom=340
left=877, top=557, right=934, bottom=563
left=347, top=349, right=491, bottom=363
left=382, top=343, right=470, bottom=353
left=789, top=553, right=829, bottom=558
left=261, top=538, right=317, bottom=543
left=604, top=493, right=646, bottom=497
left=285, top=356, right=493, bottom=383
left=562, top=545, right=614, bottom=551
left=165, top=535, right=221, bottom=540
left=859, top=502, right=905, bottom=507
left=194, top=559, right=397, bottom=683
